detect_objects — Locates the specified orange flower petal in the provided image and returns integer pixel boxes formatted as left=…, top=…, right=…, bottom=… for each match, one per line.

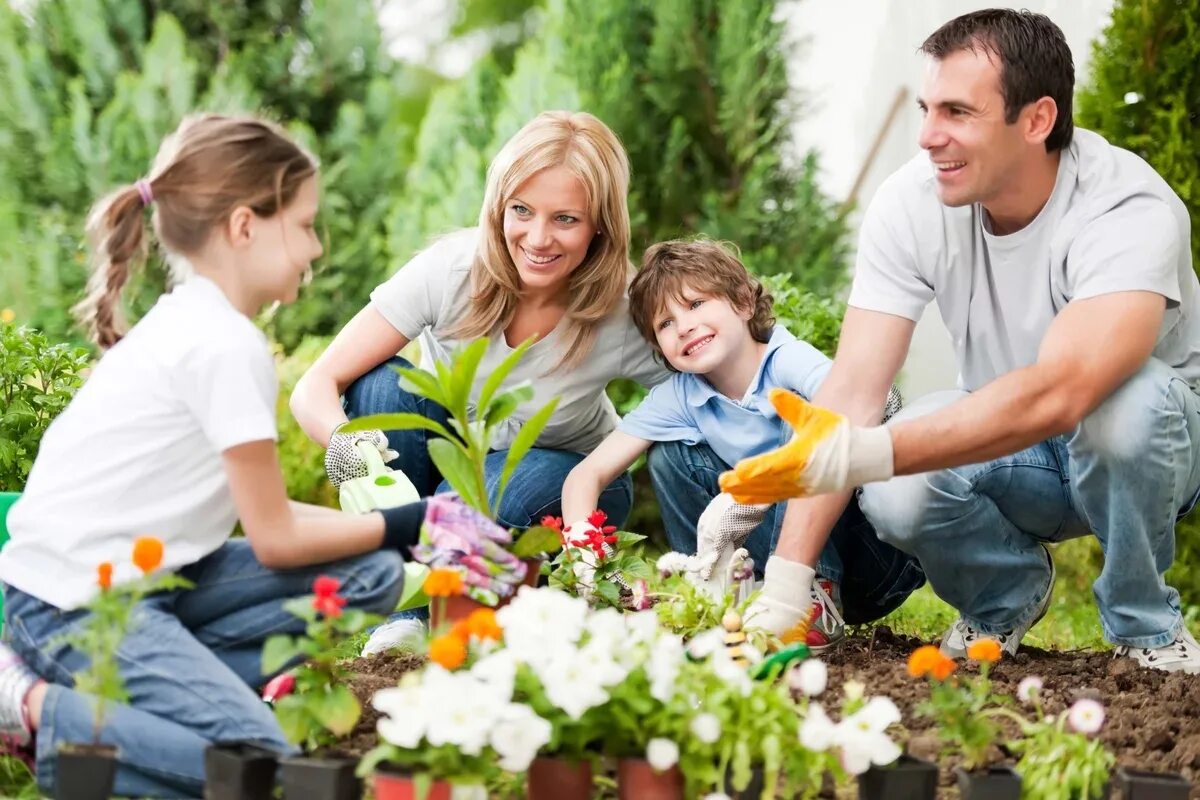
left=97, top=562, right=113, bottom=590
left=931, top=655, right=958, bottom=681
left=428, top=634, right=467, bottom=670
left=907, top=645, right=942, bottom=678
left=423, top=568, right=464, bottom=598
left=465, top=608, right=502, bottom=642
left=967, top=638, right=1003, bottom=663
left=132, top=536, right=164, bottom=574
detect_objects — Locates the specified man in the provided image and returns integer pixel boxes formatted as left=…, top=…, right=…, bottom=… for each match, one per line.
left=719, top=9, right=1200, bottom=674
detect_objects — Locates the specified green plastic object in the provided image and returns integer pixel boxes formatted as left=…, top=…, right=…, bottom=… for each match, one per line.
left=335, top=445, right=429, bottom=611
left=0, top=492, right=18, bottom=634
left=751, top=642, right=811, bottom=681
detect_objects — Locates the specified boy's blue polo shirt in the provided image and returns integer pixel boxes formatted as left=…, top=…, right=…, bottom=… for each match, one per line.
left=618, top=326, right=832, bottom=468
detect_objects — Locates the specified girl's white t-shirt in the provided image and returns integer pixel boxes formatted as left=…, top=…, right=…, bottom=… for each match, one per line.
left=0, top=277, right=278, bottom=610
left=370, top=228, right=670, bottom=454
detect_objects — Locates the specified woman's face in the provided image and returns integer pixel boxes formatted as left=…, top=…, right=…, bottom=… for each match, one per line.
left=503, top=166, right=597, bottom=298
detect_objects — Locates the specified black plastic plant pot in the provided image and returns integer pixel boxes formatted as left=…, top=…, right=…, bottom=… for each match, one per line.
left=858, top=754, right=938, bottom=800
left=203, top=742, right=279, bottom=800
left=724, top=766, right=765, bottom=799
left=955, top=765, right=1022, bottom=800
left=278, top=755, right=362, bottom=800
left=56, top=743, right=117, bottom=800
left=1110, top=766, right=1192, bottom=800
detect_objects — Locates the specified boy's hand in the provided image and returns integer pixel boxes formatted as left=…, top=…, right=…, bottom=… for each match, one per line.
left=695, top=493, right=769, bottom=581
left=744, top=555, right=815, bottom=635
left=719, top=389, right=894, bottom=502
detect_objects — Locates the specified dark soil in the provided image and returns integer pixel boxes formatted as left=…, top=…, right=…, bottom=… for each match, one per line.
left=340, top=628, right=1200, bottom=797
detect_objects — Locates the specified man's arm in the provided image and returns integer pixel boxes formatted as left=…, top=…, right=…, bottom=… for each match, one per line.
left=562, top=431, right=652, bottom=523
left=890, top=290, right=1165, bottom=475
left=774, top=306, right=916, bottom=565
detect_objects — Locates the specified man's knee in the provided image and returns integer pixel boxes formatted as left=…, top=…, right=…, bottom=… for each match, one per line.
left=1071, top=359, right=1189, bottom=464
left=859, top=467, right=972, bottom=551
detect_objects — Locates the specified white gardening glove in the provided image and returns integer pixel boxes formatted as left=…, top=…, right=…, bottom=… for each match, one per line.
left=324, top=426, right=399, bottom=488
left=694, top=493, right=769, bottom=585
left=720, top=389, right=894, bottom=503
left=564, top=517, right=629, bottom=593
left=744, top=555, right=817, bottom=636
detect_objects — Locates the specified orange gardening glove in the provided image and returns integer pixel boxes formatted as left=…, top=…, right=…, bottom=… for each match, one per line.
left=719, top=388, right=895, bottom=503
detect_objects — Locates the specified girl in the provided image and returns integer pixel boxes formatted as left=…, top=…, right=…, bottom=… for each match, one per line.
left=0, top=114, right=433, bottom=797
left=290, top=111, right=669, bottom=653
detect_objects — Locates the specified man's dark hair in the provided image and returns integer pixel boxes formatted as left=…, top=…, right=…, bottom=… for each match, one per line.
left=921, top=9, right=1075, bottom=152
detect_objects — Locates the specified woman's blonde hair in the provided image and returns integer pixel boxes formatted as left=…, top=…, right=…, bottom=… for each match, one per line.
left=447, top=111, right=632, bottom=369
left=76, top=113, right=317, bottom=349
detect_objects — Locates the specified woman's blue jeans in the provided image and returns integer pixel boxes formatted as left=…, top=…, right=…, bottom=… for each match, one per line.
left=3, top=540, right=403, bottom=798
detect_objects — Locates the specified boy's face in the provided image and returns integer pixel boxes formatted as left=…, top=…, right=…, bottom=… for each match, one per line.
left=653, top=286, right=754, bottom=374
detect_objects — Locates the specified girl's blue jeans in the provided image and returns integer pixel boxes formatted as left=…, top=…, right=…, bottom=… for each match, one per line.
left=3, top=540, right=402, bottom=797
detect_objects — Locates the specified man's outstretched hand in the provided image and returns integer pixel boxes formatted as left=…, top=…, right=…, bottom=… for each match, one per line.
left=719, top=388, right=895, bottom=503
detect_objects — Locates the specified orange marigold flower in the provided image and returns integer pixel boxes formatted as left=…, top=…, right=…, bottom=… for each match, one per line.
left=423, top=568, right=464, bottom=598
left=907, top=645, right=943, bottom=678
left=428, top=634, right=467, bottom=670
left=450, top=619, right=472, bottom=642
left=465, top=608, right=502, bottom=642
left=132, top=536, right=164, bottom=574
left=931, top=655, right=958, bottom=681
left=967, top=638, right=1003, bottom=663
left=97, top=562, right=113, bottom=590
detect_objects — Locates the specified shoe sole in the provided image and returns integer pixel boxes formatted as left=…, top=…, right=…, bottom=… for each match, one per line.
left=941, top=545, right=1056, bottom=658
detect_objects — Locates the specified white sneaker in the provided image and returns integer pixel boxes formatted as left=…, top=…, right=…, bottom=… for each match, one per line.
left=361, top=618, right=427, bottom=657
left=0, top=643, right=37, bottom=746
left=1114, top=626, right=1200, bottom=674
left=941, top=547, right=1055, bottom=659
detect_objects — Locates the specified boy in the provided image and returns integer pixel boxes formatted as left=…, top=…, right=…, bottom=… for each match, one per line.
left=562, top=239, right=923, bottom=649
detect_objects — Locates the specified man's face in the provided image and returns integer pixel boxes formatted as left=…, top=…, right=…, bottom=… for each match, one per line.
left=917, top=48, right=1029, bottom=208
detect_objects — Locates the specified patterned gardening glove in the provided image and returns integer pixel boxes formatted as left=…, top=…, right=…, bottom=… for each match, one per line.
left=744, top=555, right=817, bottom=636
left=719, top=389, right=894, bottom=503
left=694, top=493, right=769, bottom=585
left=324, top=426, right=399, bottom=487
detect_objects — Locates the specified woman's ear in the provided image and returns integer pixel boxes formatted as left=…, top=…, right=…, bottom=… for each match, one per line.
left=226, top=205, right=255, bottom=247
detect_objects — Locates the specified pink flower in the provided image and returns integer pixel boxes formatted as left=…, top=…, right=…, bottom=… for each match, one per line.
left=1016, top=676, right=1043, bottom=705
left=1067, top=698, right=1105, bottom=735
left=631, top=579, right=651, bottom=610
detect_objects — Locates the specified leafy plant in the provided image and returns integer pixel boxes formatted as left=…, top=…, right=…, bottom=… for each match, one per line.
left=343, top=337, right=559, bottom=538
left=762, top=273, right=845, bottom=357
left=261, top=575, right=382, bottom=751
left=544, top=513, right=654, bottom=608
left=909, top=641, right=1006, bottom=771
left=0, top=322, right=91, bottom=491
left=61, top=537, right=192, bottom=741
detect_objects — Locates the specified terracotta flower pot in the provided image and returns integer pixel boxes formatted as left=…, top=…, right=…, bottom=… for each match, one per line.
left=431, top=558, right=540, bottom=626
left=617, top=758, right=683, bottom=800
left=372, top=766, right=488, bottom=800
left=527, top=756, right=593, bottom=800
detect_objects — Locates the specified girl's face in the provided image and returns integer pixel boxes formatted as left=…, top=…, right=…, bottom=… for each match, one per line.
left=502, top=166, right=598, bottom=299
left=247, top=176, right=323, bottom=305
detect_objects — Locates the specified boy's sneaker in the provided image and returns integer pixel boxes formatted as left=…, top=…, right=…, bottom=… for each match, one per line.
left=941, top=546, right=1056, bottom=659
left=361, top=618, right=427, bottom=657
left=1114, top=626, right=1200, bottom=674
left=806, top=577, right=845, bottom=653
left=0, top=643, right=37, bottom=748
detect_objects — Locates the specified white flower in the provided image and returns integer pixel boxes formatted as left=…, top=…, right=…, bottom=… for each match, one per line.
left=538, top=649, right=612, bottom=719
left=708, top=645, right=753, bottom=697
left=690, top=712, right=721, bottom=744
left=647, top=634, right=685, bottom=703
left=470, top=649, right=517, bottom=700
left=646, top=737, right=680, bottom=771
left=373, top=685, right=427, bottom=748
left=789, top=659, right=828, bottom=697
left=585, top=607, right=629, bottom=653
left=656, top=551, right=691, bottom=575
left=490, top=703, right=552, bottom=772
left=449, top=786, right=487, bottom=800
left=625, top=610, right=662, bottom=649
left=1124, top=91, right=1141, bottom=104
left=799, top=702, right=836, bottom=751
left=1067, top=698, right=1105, bottom=735
left=497, top=587, right=588, bottom=660
left=577, top=640, right=632, bottom=688
left=842, top=679, right=865, bottom=702
left=835, top=697, right=902, bottom=775
left=702, top=795, right=732, bottom=800
left=686, top=627, right=725, bottom=660
left=1016, top=676, right=1043, bottom=705
left=422, top=668, right=506, bottom=756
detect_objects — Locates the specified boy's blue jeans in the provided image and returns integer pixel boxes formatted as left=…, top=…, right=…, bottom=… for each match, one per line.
left=647, top=440, right=925, bottom=624
left=858, top=358, right=1200, bottom=648
left=3, top=540, right=402, bottom=798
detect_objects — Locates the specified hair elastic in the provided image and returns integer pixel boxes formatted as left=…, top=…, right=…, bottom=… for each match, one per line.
left=134, top=179, right=154, bottom=208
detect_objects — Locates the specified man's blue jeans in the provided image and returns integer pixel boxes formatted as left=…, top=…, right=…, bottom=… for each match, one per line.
left=859, top=358, right=1200, bottom=648
left=647, top=440, right=925, bottom=624
left=344, top=356, right=634, bottom=530
left=3, top=540, right=402, bottom=798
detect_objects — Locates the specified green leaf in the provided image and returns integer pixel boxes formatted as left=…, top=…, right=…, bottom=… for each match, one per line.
left=511, top=526, right=562, bottom=558
left=476, top=336, right=535, bottom=413
left=261, top=635, right=304, bottom=675
left=594, top=578, right=621, bottom=607
left=396, top=366, right=448, bottom=409
left=615, top=531, right=647, bottom=546
left=273, top=694, right=314, bottom=746
left=341, top=412, right=454, bottom=442
left=428, top=437, right=489, bottom=515
left=493, top=397, right=559, bottom=516
left=447, top=338, right=490, bottom=422
left=311, top=684, right=361, bottom=736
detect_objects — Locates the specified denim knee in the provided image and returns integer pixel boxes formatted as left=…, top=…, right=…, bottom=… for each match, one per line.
left=859, top=469, right=970, bottom=552
left=647, top=439, right=721, bottom=486
left=343, top=356, right=415, bottom=418
left=338, top=549, right=404, bottom=616
left=1069, top=358, right=1188, bottom=466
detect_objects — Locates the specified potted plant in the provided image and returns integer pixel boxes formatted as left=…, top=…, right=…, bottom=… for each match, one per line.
left=908, top=640, right=1021, bottom=800
left=58, top=537, right=191, bottom=800
left=544, top=513, right=653, bottom=610
left=203, top=742, right=279, bottom=800
left=257, top=575, right=382, bottom=800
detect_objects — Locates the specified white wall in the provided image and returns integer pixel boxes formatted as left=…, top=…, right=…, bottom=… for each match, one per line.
left=781, top=0, right=1114, bottom=397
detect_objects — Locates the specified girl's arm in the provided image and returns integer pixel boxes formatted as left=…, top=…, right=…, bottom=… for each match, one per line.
left=223, top=439, right=387, bottom=568
left=561, top=431, right=651, bottom=523
left=290, top=305, right=411, bottom=446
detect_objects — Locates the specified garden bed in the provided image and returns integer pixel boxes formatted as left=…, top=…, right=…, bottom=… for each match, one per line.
left=339, top=627, right=1200, bottom=798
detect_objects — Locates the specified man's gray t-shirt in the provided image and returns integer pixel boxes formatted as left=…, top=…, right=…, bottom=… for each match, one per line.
left=849, top=128, right=1198, bottom=391
left=370, top=228, right=669, bottom=453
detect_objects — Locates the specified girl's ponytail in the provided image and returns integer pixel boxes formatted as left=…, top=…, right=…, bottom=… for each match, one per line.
left=75, top=182, right=152, bottom=349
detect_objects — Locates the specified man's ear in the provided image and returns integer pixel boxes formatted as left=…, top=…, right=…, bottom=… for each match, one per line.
left=1023, top=96, right=1058, bottom=147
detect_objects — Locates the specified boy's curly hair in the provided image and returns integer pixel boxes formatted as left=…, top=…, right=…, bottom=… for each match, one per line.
left=629, top=238, right=774, bottom=370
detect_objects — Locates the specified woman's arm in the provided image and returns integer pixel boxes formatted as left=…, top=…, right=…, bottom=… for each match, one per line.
left=290, top=305, right=411, bottom=446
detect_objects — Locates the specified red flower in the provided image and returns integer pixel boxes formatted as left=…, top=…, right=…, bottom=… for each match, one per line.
left=586, top=510, right=617, bottom=534
left=313, top=575, right=341, bottom=598
left=313, top=592, right=347, bottom=618
left=540, top=515, right=564, bottom=532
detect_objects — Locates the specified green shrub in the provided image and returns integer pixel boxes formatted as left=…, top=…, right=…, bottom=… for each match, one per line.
left=762, top=273, right=845, bottom=357
left=274, top=336, right=337, bottom=508
left=0, top=321, right=91, bottom=491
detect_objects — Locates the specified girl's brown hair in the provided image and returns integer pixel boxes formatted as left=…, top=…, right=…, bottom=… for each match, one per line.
left=446, top=110, right=632, bottom=370
left=76, top=113, right=317, bottom=349
left=629, top=238, right=775, bottom=370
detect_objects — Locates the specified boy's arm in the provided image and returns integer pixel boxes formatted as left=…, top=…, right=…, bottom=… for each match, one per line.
left=562, top=431, right=652, bottom=523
